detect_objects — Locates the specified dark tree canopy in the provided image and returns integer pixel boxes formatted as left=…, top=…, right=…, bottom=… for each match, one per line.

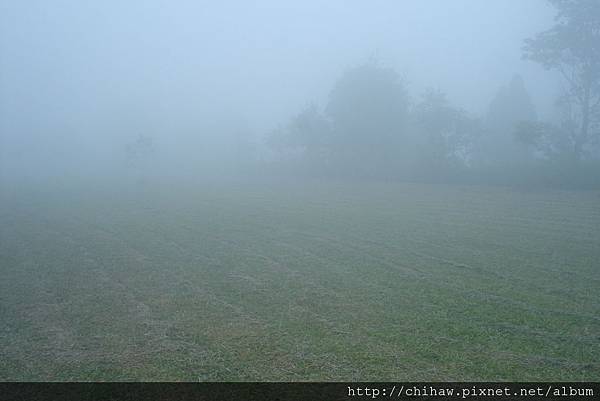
left=266, top=104, right=331, bottom=160
left=325, top=62, right=410, bottom=166
left=414, top=90, right=481, bottom=172
left=523, top=0, right=600, bottom=160
left=479, top=74, right=537, bottom=165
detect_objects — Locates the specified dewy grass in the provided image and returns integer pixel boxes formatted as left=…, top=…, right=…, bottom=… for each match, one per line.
left=1, top=181, right=598, bottom=381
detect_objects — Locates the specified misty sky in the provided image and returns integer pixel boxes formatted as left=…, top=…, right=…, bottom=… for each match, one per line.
left=1, top=0, right=559, bottom=174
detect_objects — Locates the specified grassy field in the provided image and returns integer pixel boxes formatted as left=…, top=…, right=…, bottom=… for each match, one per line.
left=1, top=180, right=599, bottom=381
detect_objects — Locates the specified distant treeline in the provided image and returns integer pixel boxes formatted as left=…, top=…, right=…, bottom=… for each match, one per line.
left=263, top=0, right=600, bottom=188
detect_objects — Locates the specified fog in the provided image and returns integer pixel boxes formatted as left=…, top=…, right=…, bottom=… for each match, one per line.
left=3, top=1, right=600, bottom=384
left=0, top=1, right=545, bottom=177
left=0, top=0, right=597, bottom=186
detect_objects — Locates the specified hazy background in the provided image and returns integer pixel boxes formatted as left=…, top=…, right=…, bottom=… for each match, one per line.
left=0, top=0, right=570, bottom=183
left=2, top=1, right=600, bottom=382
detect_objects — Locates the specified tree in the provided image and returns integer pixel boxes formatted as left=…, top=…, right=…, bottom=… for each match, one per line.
left=413, top=90, right=481, bottom=173
left=266, top=103, right=331, bottom=161
left=479, top=74, right=537, bottom=165
left=515, top=119, right=578, bottom=161
left=523, top=0, right=600, bottom=160
left=325, top=61, right=410, bottom=170
left=125, top=134, right=154, bottom=161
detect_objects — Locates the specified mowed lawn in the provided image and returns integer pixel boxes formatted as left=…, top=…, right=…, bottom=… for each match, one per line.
left=1, top=180, right=599, bottom=381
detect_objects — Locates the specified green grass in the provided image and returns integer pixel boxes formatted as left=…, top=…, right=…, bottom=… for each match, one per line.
left=1, top=180, right=599, bottom=381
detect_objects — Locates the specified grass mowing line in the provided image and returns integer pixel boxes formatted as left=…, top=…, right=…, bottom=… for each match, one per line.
left=1, top=182, right=599, bottom=380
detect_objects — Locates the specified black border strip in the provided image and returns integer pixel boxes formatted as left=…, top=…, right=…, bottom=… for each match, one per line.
left=0, top=382, right=599, bottom=401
